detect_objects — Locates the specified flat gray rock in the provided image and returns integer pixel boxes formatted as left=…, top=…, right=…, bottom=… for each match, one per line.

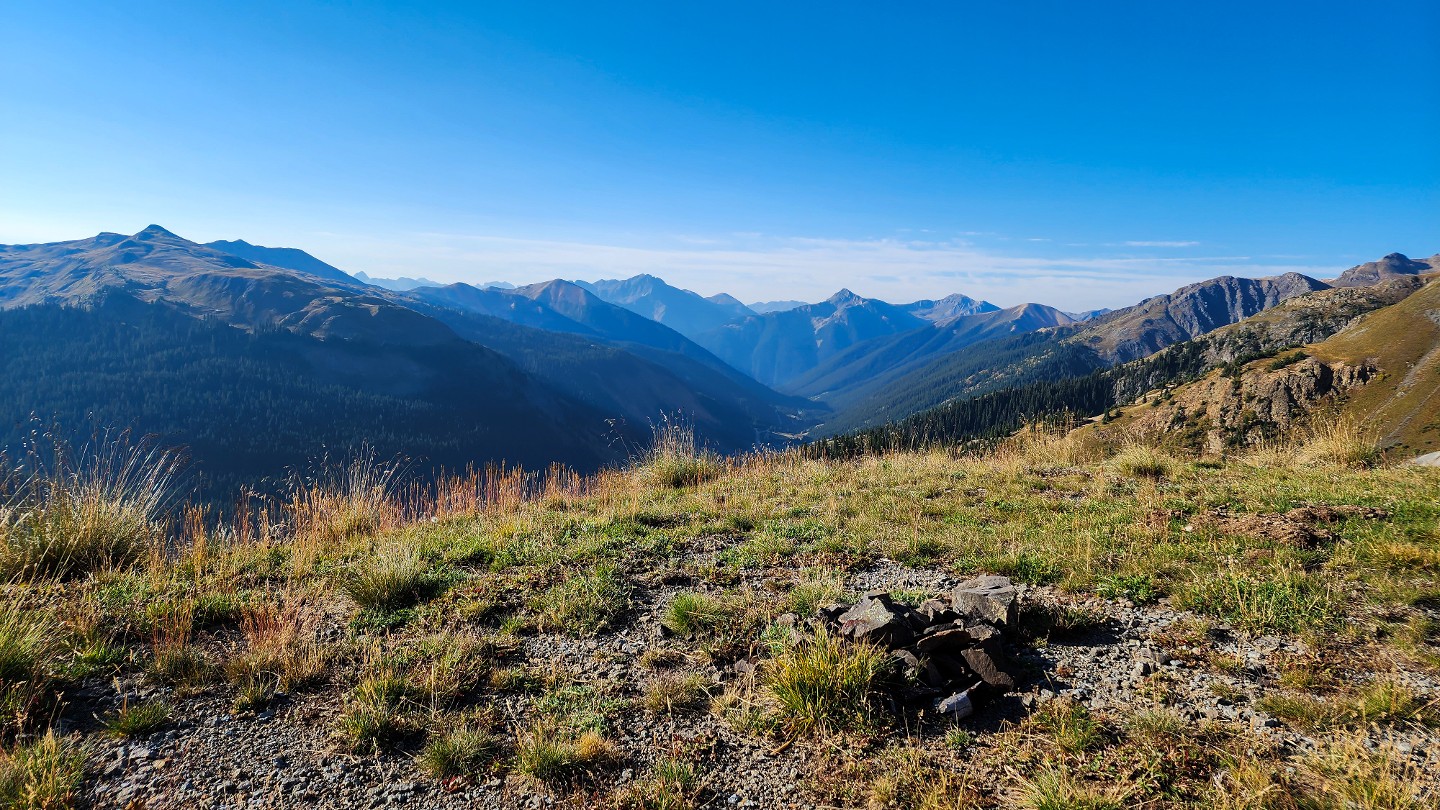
left=951, top=575, right=1018, bottom=627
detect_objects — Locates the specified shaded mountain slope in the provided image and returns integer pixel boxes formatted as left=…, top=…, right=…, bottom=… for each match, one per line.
left=410, top=280, right=806, bottom=429
left=0, top=294, right=626, bottom=496
left=0, top=227, right=772, bottom=489
left=694, top=290, right=928, bottom=388
left=410, top=304, right=821, bottom=452
left=576, top=274, right=754, bottom=340
left=204, top=239, right=360, bottom=286
left=410, top=282, right=593, bottom=335
left=789, top=303, right=1075, bottom=406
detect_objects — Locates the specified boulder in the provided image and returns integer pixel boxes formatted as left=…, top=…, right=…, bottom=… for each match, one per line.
left=918, top=598, right=960, bottom=624
left=950, top=576, right=1019, bottom=627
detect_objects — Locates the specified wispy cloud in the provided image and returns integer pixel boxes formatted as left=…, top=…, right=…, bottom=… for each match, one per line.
left=1122, top=240, right=1201, bottom=248
left=304, top=230, right=1337, bottom=311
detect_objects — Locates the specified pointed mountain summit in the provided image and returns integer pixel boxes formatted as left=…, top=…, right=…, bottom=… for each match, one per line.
left=137, top=224, right=180, bottom=239
left=706, top=292, right=749, bottom=309
left=825, top=288, right=865, bottom=306
left=902, top=293, right=1001, bottom=323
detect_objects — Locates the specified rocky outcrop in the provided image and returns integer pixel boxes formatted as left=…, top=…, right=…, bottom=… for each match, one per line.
left=1122, top=356, right=1377, bottom=453
left=1331, top=252, right=1439, bottom=288
left=1192, top=278, right=1424, bottom=366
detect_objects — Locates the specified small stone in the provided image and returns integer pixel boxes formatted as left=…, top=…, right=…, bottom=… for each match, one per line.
left=961, top=647, right=1016, bottom=692
left=936, top=691, right=974, bottom=718
left=836, top=593, right=916, bottom=648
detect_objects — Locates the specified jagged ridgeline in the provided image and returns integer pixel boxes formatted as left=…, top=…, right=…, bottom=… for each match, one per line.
left=2, top=225, right=1436, bottom=499
left=811, top=275, right=1433, bottom=457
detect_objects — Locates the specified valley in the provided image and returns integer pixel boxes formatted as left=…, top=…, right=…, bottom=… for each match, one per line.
left=5, top=226, right=1433, bottom=500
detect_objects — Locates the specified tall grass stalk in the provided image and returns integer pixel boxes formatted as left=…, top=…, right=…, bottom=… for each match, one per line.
left=0, top=432, right=182, bottom=579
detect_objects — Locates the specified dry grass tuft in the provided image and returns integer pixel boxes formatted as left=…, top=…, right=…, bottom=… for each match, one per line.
left=1296, top=415, right=1382, bottom=469
left=0, top=730, right=87, bottom=810
left=634, top=418, right=722, bottom=489
left=513, top=717, right=619, bottom=782
left=226, top=600, right=328, bottom=692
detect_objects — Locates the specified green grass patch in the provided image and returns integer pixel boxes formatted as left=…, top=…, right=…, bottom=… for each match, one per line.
left=418, top=728, right=502, bottom=778
left=104, top=700, right=172, bottom=737
left=1180, top=569, right=1338, bottom=634
left=528, top=563, right=628, bottom=635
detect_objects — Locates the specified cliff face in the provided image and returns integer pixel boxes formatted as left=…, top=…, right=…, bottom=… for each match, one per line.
left=1076, top=273, right=1330, bottom=363
left=1193, top=278, right=1425, bottom=366
left=1120, top=357, right=1376, bottom=454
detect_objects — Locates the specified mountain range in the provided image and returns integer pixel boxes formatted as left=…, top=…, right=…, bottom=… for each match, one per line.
left=1, top=224, right=1432, bottom=495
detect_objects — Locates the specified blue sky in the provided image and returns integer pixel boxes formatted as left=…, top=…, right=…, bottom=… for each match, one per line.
left=2, top=1, right=1436, bottom=309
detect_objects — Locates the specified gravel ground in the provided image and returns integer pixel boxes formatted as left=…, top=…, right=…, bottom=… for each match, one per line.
left=78, top=559, right=1440, bottom=808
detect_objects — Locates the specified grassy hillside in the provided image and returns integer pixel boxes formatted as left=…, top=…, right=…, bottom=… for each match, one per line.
left=1, top=430, right=1435, bottom=808
left=1310, top=276, right=1440, bottom=454
left=818, top=277, right=1431, bottom=454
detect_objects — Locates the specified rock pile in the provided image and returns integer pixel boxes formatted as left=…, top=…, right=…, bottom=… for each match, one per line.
left=818, top=575, right=1020, bottom=719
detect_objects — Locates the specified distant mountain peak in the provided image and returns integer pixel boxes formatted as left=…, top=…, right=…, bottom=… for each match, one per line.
left=136, top=224, right=181, bottom=239
left=707, top=292, right=749, bottom=309
left=1331, top=251, right=1435, bottom=288
left=826, top=288, right=863, bottom=306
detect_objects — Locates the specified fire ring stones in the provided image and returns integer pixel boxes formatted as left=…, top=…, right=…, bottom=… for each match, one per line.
left=818, top=576, right=1021, bottom=720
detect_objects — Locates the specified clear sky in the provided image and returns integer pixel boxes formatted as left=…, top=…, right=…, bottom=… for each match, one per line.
left=3, top=1, right=1436, bottom=309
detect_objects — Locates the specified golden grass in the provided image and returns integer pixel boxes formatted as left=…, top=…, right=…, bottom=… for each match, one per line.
left=0, top=430, right=1436, bottom=804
